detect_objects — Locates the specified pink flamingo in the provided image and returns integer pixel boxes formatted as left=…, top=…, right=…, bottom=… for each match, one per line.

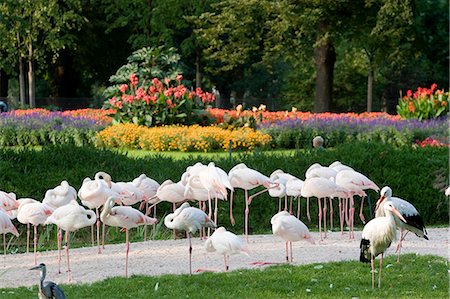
left=17, top=198, right=54, bottom=264
left=0, top=209, right=19, bottom=255
left=45, top=201, right=96, bottom=281
left=0, top=191, right=19, bottom=212
left=271, top=211, right=314, bottom=262
left=164, top=202, right=216, bottom=275
left=100, top=196, right=157, bottom=278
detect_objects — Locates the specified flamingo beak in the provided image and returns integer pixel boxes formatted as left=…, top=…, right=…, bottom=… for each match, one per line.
left=391, top=206, right=407, bottom=223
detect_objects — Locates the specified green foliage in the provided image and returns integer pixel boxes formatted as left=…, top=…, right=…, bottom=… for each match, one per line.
left=2, top=255, right=447, bottom=298
left=397, top=84, right=449, bottom=120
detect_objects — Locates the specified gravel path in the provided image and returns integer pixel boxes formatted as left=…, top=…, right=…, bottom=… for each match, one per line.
left=0, top=227, right=447, bottom=289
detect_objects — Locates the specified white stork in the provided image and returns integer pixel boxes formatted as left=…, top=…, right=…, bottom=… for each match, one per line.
left=375, top=186, right=428, bottom=262
left=360, top=201, right=406, bottom=288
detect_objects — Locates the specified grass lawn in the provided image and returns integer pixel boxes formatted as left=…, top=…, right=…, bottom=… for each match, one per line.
left=1, top=254, right=447, bottom=299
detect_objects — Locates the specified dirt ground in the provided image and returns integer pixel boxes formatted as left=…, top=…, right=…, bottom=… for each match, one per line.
left=0, top=227, right=447, bottom=289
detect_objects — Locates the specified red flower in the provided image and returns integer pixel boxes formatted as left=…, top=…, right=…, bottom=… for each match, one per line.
left=130, top=73, right=139, bottom=86
left=119, top=84, right=128, bottom=93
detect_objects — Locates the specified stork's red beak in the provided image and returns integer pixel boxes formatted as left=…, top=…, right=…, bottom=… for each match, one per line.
left=375, top=195, right=385, bottom=210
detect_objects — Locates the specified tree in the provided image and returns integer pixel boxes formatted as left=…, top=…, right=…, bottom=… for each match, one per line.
left=0, top=0, right=84, bottom=107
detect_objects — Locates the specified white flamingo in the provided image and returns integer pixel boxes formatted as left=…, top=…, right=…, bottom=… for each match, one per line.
left=100, top=196, right=157, bottom=278
left=0, top=209, right=19, bottom=255
left=205, top=227, right=248, bottom=271
left=164, top=202, right=216, bottom=275
left=17, top=198, right=54, bottom=264
left=271, top=211, right=314, bottom=262
left=45, top=201, right=96, bottom=281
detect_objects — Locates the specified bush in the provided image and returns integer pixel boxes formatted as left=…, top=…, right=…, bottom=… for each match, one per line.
left=397, top=84, right=449, bottom=120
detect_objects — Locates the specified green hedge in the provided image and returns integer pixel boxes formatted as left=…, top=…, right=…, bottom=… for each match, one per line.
left=0, top=143, right=447, bottom=252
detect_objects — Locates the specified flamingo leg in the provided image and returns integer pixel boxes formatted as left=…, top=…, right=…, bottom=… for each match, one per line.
left=57, top=228, right=62, bottom=274
left=296, top=197, right=301, bottom=219
left=144, top=202, right=148, bottom=241
left=344, top=197, right=350, bottom=226
left=3, top=234, right=6, bottom=256
left=371, top=257, right=375, bottom=289
left=229, top=190, right=235, bottom=226
left=339, top=198, right=344, bottom=235
left=214, top=196, right=218, bottom=226
left=278, top=197, right=282, bottom=212
left=285, top=241, right=289, bottom=262
left=96, top=208, right=101, bottom=254
left=173, top=203, right=177, bottom=240
left=26, top=223, right=30, bottom=254
left=224, top=254, right=229, bottom=271
left=290, top=241, right=293, bottom=263
left=318, top=197, right=323, bottom=241
left=65, top=230, right=72, bottom=283
left=289, top=196, right=293, bottom=214
left=102, top=222, right=106, bottom=250
left=284, top=195, right=288, bottom=212
left=125, top=229, right=129, bottom=278
left=359, top=196, right=366, bottom=224
left=329, top=197, right=333, bottom=230
left=244, top=190, right=249, bottom=242
left=323, top=197, right=327, bottom=239
left=188, top=232, right=192, bottom=275
left=378, top=253, right=383, bottom=288
left=207, top=192, right=212, bottom=237
left=90, top=223, right=95, bottom=247
left=152, top=205, right=157, bottom=240
left=33, top=225, right=38, bottom=265
left=349, top=196, right=355, bottom=239
left=306, top=197, right=311, bottom=222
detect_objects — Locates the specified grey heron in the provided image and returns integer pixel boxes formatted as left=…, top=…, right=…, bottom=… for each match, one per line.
left=30, top=263, right=66, bottom=299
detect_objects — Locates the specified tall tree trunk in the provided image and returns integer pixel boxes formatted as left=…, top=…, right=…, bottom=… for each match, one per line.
left=0, top=69, right=8, bottom=100
left=19, top=58, right=27, bottom=107
left=367, top=65, right=373, bottom=112
left=28, top=41, right=35, bottom=108
left=313, top=22, right=336, bottom=113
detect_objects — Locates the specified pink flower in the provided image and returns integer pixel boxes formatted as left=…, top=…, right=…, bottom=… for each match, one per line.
left=176, top=74, right=183, bottom=82
left=130, top=73, right=139, bottom=86
left=164, top=88, right=173, bottom=97
left=164, top=77, right=171, bottom=86
left=135, top=87, right=146, bottom=100
left=119, top=84, right=128, bottom=93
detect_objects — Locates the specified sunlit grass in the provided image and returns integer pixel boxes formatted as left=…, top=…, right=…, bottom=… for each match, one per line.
left=1, top=254, right=447, bottom=299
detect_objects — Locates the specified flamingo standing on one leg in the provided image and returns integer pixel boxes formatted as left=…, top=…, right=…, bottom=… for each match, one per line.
left=17, top=198, right=54, bottom=264
left=285, top=178, right=304, bottom=219
left=375, top=186, right=428, bottom=262
left=45, top=201, right=96, bottom=281
left=360, top=201, right=407, bottom=288
left=204, top=227, right=248, bottom=271
left=228, top=163, right=275, bottom=241
left=164, top=202, right=216, bottom=275
left=0, top=209, right=19, bottom=255
left=271, top=211, right=315, bottom=263
left=100, top=196, right=157, bottom=278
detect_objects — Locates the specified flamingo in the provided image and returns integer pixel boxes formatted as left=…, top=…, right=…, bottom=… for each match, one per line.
left=78, top=171, right=117, bottom=253
left=17, top=198, right=54, bottom=264
left=42, top=180, right=77, bottom=209
left=301, top=177, right=348, bottom=241
left=131, top=174, right=160, bottom=240
left=164, top=202, right=216, bottom=275
left=285, top=178, right=304, bottom=218
left=329, top=161, right=354, bottom=172
left=100, top=196, right=157, bottom=278
left=204, top=226, right=248, bottom=271
left=375, top=186, right=428, bottom=262
left=0, top=209, right=19, bottom=255
left=335, top=169, right=379, bottom=239
left=271, top=211, right=314, bottom=262
left=0, top=191, right=19, bottom=211
left=360, top=201, right=407, bottom=288
left=228, top=163, right=274, bottom=241
left=269, top=169, right=297, bottom=212
left=45, top=201, right=96, bottom=281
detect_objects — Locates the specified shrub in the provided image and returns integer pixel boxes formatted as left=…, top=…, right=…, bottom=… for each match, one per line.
left=397, top=84, right=449, bottom=120
left=96, top=123, right=272, bottom=152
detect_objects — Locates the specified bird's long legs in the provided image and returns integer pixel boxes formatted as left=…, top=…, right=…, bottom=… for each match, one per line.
left=349, top=196, right=355, bottom=239
left=339, top=198, right=344, bottom=235
left=33, top=225, right=38, bottom=265
left=306, top=197, right=311, bottom=222
left=244, top=190, right=250, bottom=242
left=125, top=229, right=129, bottom=278
left=224, top=254, right=229, bottom=271
left=370, top=257, right=375, bottom=289
left=173, top=203, right=177, bottom=240
left=57, top=228, right=62, bottom=274
left=26, top=223, right=30, bottom=254
left=229, top=190, right=235, bottom=226
left=329, top=197, right=334, bottom=230
left=188, top=232, right=192, bottom=275
left=359, top=196, right=366, bottom=224
left=95, top=208, right=101, bottom=254
left=289, top=241, right=293, bottom=263
left=285, top=241, right=289, bottom=262
left=297, top=197, right=301, bottom=219
left=65, top=231, right=72, bottom=283
left=396, top=230, right=408, bottom=263
left=378, top=253, right=383, bottom=288
left=323, top=197, right=327, bottom=239
left=318, top=198, right=323, bottom=241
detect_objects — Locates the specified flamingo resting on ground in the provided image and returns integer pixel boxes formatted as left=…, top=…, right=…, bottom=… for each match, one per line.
left=375, top=186, right=428, bottom=262
left=164, top=202, right=216, bottom=275
left=360, top=201, right=406, bottom=288
left=100, top=196, right=157, bottom=278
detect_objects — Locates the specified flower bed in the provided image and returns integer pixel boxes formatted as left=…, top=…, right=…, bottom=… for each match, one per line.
left=96, top=123, right=272, bottom=152
left=0, top=109, right=111, bottom=146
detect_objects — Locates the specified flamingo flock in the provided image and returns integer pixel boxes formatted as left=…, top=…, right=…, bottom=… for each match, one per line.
left=0, top=160, right=438, bottom=288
